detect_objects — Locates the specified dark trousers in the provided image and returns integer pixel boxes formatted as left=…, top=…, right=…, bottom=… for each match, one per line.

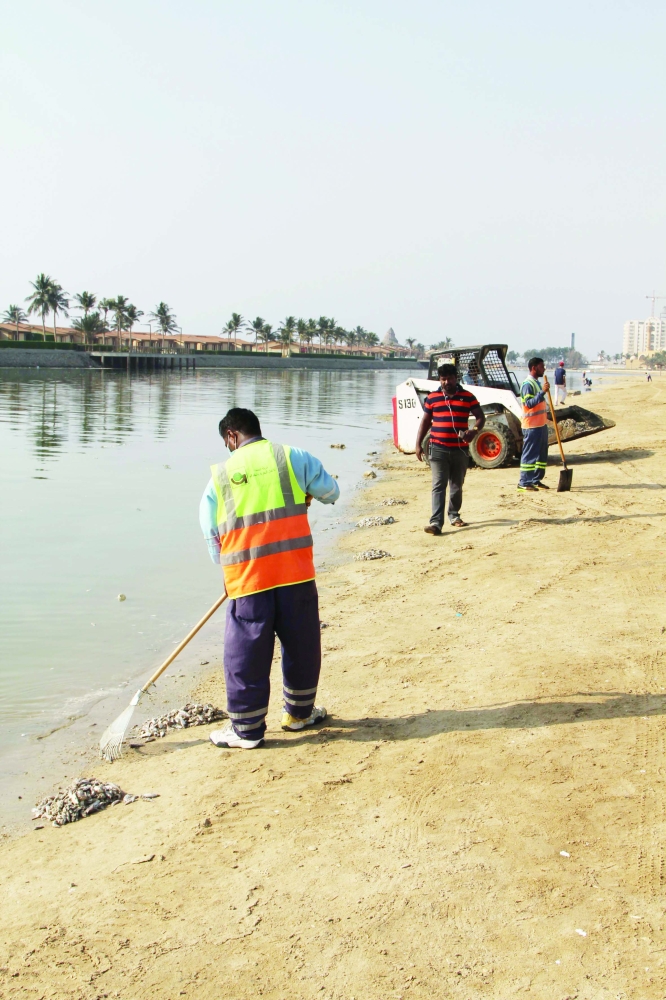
left=224, top=580, right=321, bottom=739
left=519, top=425, right=549, bottom=485
left=429, top=444, right=468, bottom=527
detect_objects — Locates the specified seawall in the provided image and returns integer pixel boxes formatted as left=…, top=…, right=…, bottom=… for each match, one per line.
left=0, top=349, right=96, bottom=368
left=0, top=349, right=422, bottom=372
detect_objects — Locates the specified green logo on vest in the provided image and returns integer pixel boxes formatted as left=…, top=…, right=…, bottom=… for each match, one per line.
left=230, top=472, right=248, bottom=485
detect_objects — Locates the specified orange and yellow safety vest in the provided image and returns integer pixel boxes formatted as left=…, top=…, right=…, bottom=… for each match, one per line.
left=521, top=377, right=548, bottom=429
left=211, top=440, right=314, bottom=599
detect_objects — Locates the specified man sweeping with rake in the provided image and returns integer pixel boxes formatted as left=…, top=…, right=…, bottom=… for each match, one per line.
left=199, top=407, right=339, bottom=749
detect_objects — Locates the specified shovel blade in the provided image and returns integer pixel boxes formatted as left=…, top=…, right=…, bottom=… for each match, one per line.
left=557, top=468, right=573, bottom=492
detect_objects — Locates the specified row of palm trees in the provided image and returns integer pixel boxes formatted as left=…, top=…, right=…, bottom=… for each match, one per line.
left=2, top=273, right=428, bottom=357
left=221, top=313, right=426, bottom=355
left=221, top=313, right=382, bottom=353
left=2, top=273, right=178, bottom=346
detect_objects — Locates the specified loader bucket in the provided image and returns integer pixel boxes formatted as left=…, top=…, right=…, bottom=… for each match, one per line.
left=546, top=405, right=615, bottom=447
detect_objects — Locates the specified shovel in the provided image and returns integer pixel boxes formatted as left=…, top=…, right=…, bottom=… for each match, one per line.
left=544, top=378, right=573, bottom=492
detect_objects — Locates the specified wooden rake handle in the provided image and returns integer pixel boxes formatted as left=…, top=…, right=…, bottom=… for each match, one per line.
left=544, top=378, right=568, bottom=469
left=142, top=593, right=228, bottom=692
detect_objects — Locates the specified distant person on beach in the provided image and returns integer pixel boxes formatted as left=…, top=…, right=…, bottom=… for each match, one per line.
left=646, top=371, right=652, bottom=382
left=554, top=361, right=567, bottom=405
left=517, top=357, right=550, bottom=492
left=415, top=362, right=485, bottom=534
left=199, top=407, right=339, bottom=749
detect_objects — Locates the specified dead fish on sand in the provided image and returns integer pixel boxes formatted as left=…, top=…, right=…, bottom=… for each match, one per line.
left=137, top=702, right=227, bottom=740
left=356, top=516, right=395, bottom=528
left=380, top=497, right=408, bottom=506
left=354, top=549, right=392, bottom=561
left=33, top=778, right=126, bottom=827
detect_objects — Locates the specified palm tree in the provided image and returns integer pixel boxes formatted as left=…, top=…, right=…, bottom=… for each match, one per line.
left=111, top=296, right=131, bottom=348
left=306, top=318, right=318, bottom=351
left=99, top=297, right=115, bottom=327
left=126, top=304, right=144, bottom=345
left=317, top=316, right=330, bottom=349
left=249, top=317, right=265, bottom=350
left=297, top=318, right=311, bottom=353
left=345, top=329, right=358, bottom=353
left=405, top=338, right=416, bottom=355
left=278, top=316, right=297, bottom=355
left=2, top=305, right=28, bottom=340
left=351, top=326, right=366, bottom=354
left=49, top=284, right=69, bottom=339
left=366, top=332, right=380, bottom=351
left=222, top=312, right=245, bottom=349
left=257, top=322, right=273, bottom=353
left=332, top=326, right=346, bottom=351
left=149, top=302, right=178, bottom=338
left=25, top=273, right=55, bottom=338
left=74, top=291, right=97, bottom=317
left=71, top=311, right=108, bottom=346
left=430, top=337, right=454, bottom=351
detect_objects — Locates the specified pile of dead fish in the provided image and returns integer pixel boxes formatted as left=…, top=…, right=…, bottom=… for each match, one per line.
left=137, top=702, right=227, bottom=740
left=33, top=778, right=127, bottom=827
left=356, top=515, right=395, bottom=528
left=380, top=498, right=407, bottom=506
left=354, top=549, right=392, bottom=561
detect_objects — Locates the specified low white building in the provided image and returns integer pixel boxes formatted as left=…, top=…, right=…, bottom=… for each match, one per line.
left=623, top=318, right=666, bottom=356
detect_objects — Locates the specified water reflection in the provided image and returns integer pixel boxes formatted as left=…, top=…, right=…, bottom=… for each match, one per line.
left=0, top=367, right=396, bottom=464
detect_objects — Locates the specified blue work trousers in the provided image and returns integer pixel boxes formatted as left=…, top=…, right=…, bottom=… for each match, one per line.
left=223, top=581, right=321, bottom=739
left=519, top=425, right=549, bottom=485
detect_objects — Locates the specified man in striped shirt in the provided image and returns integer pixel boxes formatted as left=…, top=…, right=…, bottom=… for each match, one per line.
left=415, top=363, right=485, bottom=535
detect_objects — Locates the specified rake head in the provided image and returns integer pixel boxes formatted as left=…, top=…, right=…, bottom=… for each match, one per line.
left=99, top=689, right=143, bottom=762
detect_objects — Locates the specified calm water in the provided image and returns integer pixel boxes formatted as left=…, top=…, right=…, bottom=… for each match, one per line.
left=0, top=367, right=400, bottom=816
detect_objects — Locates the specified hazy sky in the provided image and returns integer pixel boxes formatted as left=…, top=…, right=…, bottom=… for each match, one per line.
left=2, top=1, right=664, bottom=356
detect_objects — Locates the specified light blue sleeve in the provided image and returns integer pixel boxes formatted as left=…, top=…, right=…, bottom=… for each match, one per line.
left=520, top=379, right=545, bottom=409
left=199, top=477, right=221, bottom=564
left=288, top=448, right=340, bottom=504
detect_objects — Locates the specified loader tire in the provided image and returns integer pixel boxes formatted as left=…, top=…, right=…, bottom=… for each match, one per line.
left=469, top=421, right=513, bottom=469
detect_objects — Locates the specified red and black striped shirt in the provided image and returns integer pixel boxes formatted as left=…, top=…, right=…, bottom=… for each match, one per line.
left=424, top=385, right=479, bottom=448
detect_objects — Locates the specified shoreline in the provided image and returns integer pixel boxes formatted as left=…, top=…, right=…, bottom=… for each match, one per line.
left=2, top=375, right=666, bottom=997
left=0, top=422, right=382, bottom=837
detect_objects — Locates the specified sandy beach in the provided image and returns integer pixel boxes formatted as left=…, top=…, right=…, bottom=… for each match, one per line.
left=1, top=376, right=665, bottom=999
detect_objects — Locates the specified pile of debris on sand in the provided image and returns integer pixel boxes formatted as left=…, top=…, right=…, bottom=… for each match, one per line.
left=137, top=703, right=227, bottom=740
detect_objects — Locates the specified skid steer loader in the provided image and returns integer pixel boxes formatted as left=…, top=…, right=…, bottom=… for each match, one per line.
left=393, top=344, right=615, bottom=469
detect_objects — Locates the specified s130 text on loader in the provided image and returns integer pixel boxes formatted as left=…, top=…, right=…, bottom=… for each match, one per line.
left=393, top=344, right=615, bottom=469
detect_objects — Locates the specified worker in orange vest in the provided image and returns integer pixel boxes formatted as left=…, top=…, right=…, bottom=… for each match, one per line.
left=518, top=357, right=550, bottom=492
left=199, top=407, right=339, bottom=749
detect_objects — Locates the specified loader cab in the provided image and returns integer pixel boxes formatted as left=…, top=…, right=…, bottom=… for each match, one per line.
left=427, top=344, right=521, bottom=397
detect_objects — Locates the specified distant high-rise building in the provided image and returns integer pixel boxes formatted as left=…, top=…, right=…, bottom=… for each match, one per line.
left=623, top=318, right=666, bottom=356
left=571, top=332, right=575, bottom=351
left=382, top=327, right=398, bottom=346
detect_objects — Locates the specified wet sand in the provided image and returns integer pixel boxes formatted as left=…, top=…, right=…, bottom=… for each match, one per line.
left=1, top=377, right=666, bottom=999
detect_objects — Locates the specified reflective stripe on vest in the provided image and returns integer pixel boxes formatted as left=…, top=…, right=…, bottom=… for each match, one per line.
left=521, top=377, right=548, bottom=429
left=211, top=440, right=315, bottom=598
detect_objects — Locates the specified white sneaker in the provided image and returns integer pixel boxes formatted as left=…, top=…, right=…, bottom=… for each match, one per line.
left=209, top=722, right=263, bottom=749
left=281, top=706, right=327, bottom=731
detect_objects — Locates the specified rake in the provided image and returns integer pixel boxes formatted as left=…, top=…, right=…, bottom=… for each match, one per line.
left=99, top=593, right=227, bottom=762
